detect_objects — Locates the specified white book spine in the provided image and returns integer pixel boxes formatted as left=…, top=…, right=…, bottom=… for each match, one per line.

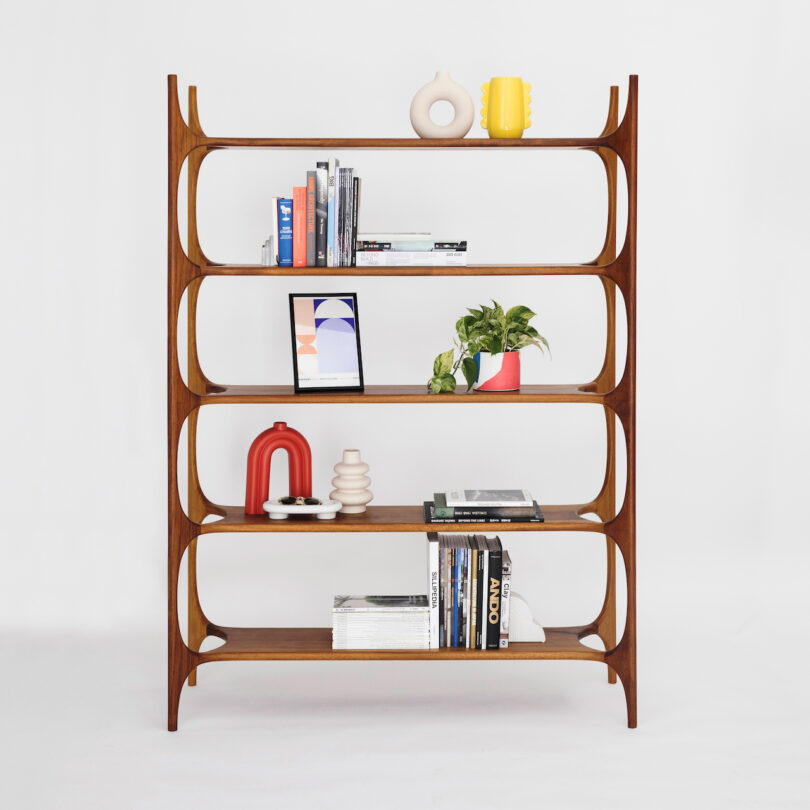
left=499, top=551, right=512, bottom=648
left=428, top=537, right=440, bottom=649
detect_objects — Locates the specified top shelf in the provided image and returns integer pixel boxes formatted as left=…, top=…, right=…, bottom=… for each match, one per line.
left=196, top=137, right=611, bottom=150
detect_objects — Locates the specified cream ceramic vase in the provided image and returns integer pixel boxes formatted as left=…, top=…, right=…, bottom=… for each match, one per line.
left=330, top=449, right=373, bottom=514
left=410, top=71, right=475, bottom=139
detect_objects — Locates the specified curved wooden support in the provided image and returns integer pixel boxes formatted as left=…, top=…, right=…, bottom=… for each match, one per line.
left=603, top=527, right=637, bottom=728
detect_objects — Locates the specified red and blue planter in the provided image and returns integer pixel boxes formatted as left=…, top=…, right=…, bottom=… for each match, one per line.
left=473, top=351, right=521, bottom=392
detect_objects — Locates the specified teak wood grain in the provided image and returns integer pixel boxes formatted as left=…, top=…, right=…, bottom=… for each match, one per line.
left=167, top=75, right=638, bottom=730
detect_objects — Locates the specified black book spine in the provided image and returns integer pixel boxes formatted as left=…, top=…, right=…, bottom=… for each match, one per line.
left=315, top=162, right=328, bottom=266
left=475, top=538, right=485, bottom=649
left=445, top=506, right=538, bottom=518
left=351, top=176, right=360, bottom=266
left=486, top=539, right=503, bottom=650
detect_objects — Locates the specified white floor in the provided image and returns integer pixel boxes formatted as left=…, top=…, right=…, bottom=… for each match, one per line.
left=2, top=621, right=808, bottom=810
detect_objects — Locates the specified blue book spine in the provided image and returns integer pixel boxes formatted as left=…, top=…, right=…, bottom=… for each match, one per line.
left=277, top=198, right=293, bottom=266
left=450, top=548, right=458, bottom=647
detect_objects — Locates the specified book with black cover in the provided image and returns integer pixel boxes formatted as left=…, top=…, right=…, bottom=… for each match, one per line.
left=351, top=176, right=360, bottom=266
left=315, top=162, right=328, bottom=266
left=423, top=502, right=543, bottom=523
left=474, top=535, right=486, bottom=649
left=485, top=536, right=503, bottom=650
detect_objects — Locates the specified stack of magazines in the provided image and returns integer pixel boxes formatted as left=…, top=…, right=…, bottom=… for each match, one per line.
left=355, top=233, right=467, bottom=267
left=426, top=534, right=512, bottom=650
left=424, top=489, right=544, bottom=524
left=332, top=595, right=430, bottom=650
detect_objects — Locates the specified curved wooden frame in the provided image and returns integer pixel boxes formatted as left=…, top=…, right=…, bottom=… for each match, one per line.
left=168, top=75, right=637, bottom=730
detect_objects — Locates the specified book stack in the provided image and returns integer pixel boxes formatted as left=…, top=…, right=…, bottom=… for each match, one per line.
left=426, top=534, right=512, bottom=649
left=424, top=489, right=544, bottom=524
left=355, top=233, right=467, bottom=267
left=268, top=159, right=361, bottom=268
left=332, top=595, right=430, bottom=650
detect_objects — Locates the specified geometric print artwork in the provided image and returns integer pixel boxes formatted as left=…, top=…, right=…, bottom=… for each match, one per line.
left=290, top=294, right=363, bottom=391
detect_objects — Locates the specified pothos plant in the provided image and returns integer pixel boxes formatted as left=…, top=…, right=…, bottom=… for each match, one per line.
left=428, top=301, right=550, bottom=394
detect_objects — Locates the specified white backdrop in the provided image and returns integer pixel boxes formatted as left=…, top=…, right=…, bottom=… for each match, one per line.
left=1, top=1, right=809, bottom=806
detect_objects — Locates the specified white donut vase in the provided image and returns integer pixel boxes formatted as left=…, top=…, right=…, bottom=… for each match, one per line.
left=409, top=71, right=474, bottom=139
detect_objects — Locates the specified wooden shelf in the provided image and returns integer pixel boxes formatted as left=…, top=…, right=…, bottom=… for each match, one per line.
left=199, top=626, right=605, bottom=662
left=197, top=137, right=612, bottom=151
left=196, top=263, right=612, bottom=278
left=198, top=504, right=602, bottom=534
left=199, top=383, right=608, bottom=406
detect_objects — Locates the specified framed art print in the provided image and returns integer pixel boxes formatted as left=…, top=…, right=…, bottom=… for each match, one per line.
left=289, top=293, right=364, bottom=392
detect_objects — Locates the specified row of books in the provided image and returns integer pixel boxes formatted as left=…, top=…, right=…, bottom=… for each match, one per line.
left=266, top=159, right=361, bottom=268
left=424, top=488, right=544, bottom=524
left=427, top=533, right=511, bottom=649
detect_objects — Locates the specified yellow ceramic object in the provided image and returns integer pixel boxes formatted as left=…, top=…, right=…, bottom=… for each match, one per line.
left=481, top=77, right=532, bottom=138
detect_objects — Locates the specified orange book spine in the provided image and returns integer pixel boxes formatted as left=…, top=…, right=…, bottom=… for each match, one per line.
left=292, top=186, right=307, bottom=267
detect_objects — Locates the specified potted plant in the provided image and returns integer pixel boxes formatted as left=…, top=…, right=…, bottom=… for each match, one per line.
left=427, top=301, right=549, bottom=393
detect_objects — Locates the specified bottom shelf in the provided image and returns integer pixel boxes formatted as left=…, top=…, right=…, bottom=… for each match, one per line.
left=197, top=626, right=606, bottom=662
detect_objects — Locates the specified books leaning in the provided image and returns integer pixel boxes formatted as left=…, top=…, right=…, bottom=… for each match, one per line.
left=332, top=595, right=430, bottom=650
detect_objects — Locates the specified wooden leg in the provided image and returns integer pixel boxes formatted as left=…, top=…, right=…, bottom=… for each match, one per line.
left=599, top=537, right=617, bottom=684
left=187, top=537, right=206, bottom=686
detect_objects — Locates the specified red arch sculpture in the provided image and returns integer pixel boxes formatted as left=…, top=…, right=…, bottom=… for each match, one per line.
left=244, top=422, right=312, bottom=514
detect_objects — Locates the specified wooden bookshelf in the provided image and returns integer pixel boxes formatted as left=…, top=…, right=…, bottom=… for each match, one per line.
left=167, top=75, right=637, bottom=730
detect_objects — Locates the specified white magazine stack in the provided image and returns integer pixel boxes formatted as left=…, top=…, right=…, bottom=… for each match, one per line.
left=332, top=595, right=430, bottom=650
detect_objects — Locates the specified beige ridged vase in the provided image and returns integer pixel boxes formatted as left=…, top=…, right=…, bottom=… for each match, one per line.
left=330, top=449, right=373, bottom=514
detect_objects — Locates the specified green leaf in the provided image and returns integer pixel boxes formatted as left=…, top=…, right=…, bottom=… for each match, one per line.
left=433, top=349, right=454, bottom=376
left=461, top=357, right=478, bottom=391
left=440, top=373, right=457, bottom=392
left=429, top=376, right=443, bottom=394
left=506, top=305, right=535, bottom=323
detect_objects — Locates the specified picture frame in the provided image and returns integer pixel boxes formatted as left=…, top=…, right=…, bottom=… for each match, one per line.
left=288, top=293, right=364, bottom=393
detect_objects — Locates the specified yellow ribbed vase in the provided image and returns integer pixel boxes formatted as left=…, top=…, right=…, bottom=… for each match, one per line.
left=481, top=77, right=532, bottom=138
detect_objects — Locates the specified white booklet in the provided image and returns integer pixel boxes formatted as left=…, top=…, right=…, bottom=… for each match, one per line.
left=445, top=489, right=533, bottom=508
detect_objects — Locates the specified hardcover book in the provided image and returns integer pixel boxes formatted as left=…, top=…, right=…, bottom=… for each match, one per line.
left=499, top=550, right=512, bottom=649
left=427, top=533, right=440, bottom=649
left=292, top=186, right=307, bottom=267
left=446, top=489, right=534, bottom=508
left=423, top=503, right=543, bottom=523
left=327, top=158, right=339, bottom=267
left=351, top=176, right=360, bottom=266
left=433, top=492, right=541, bottom=519
left=315, top=162, right=328, bottom=266
left=277, top=198, right=293, bottom=267
left=473, top=534, right=482, bottom=650
left=306, top=171, right=316, bottom=267
left=485, top=537, right=503, bottom=650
